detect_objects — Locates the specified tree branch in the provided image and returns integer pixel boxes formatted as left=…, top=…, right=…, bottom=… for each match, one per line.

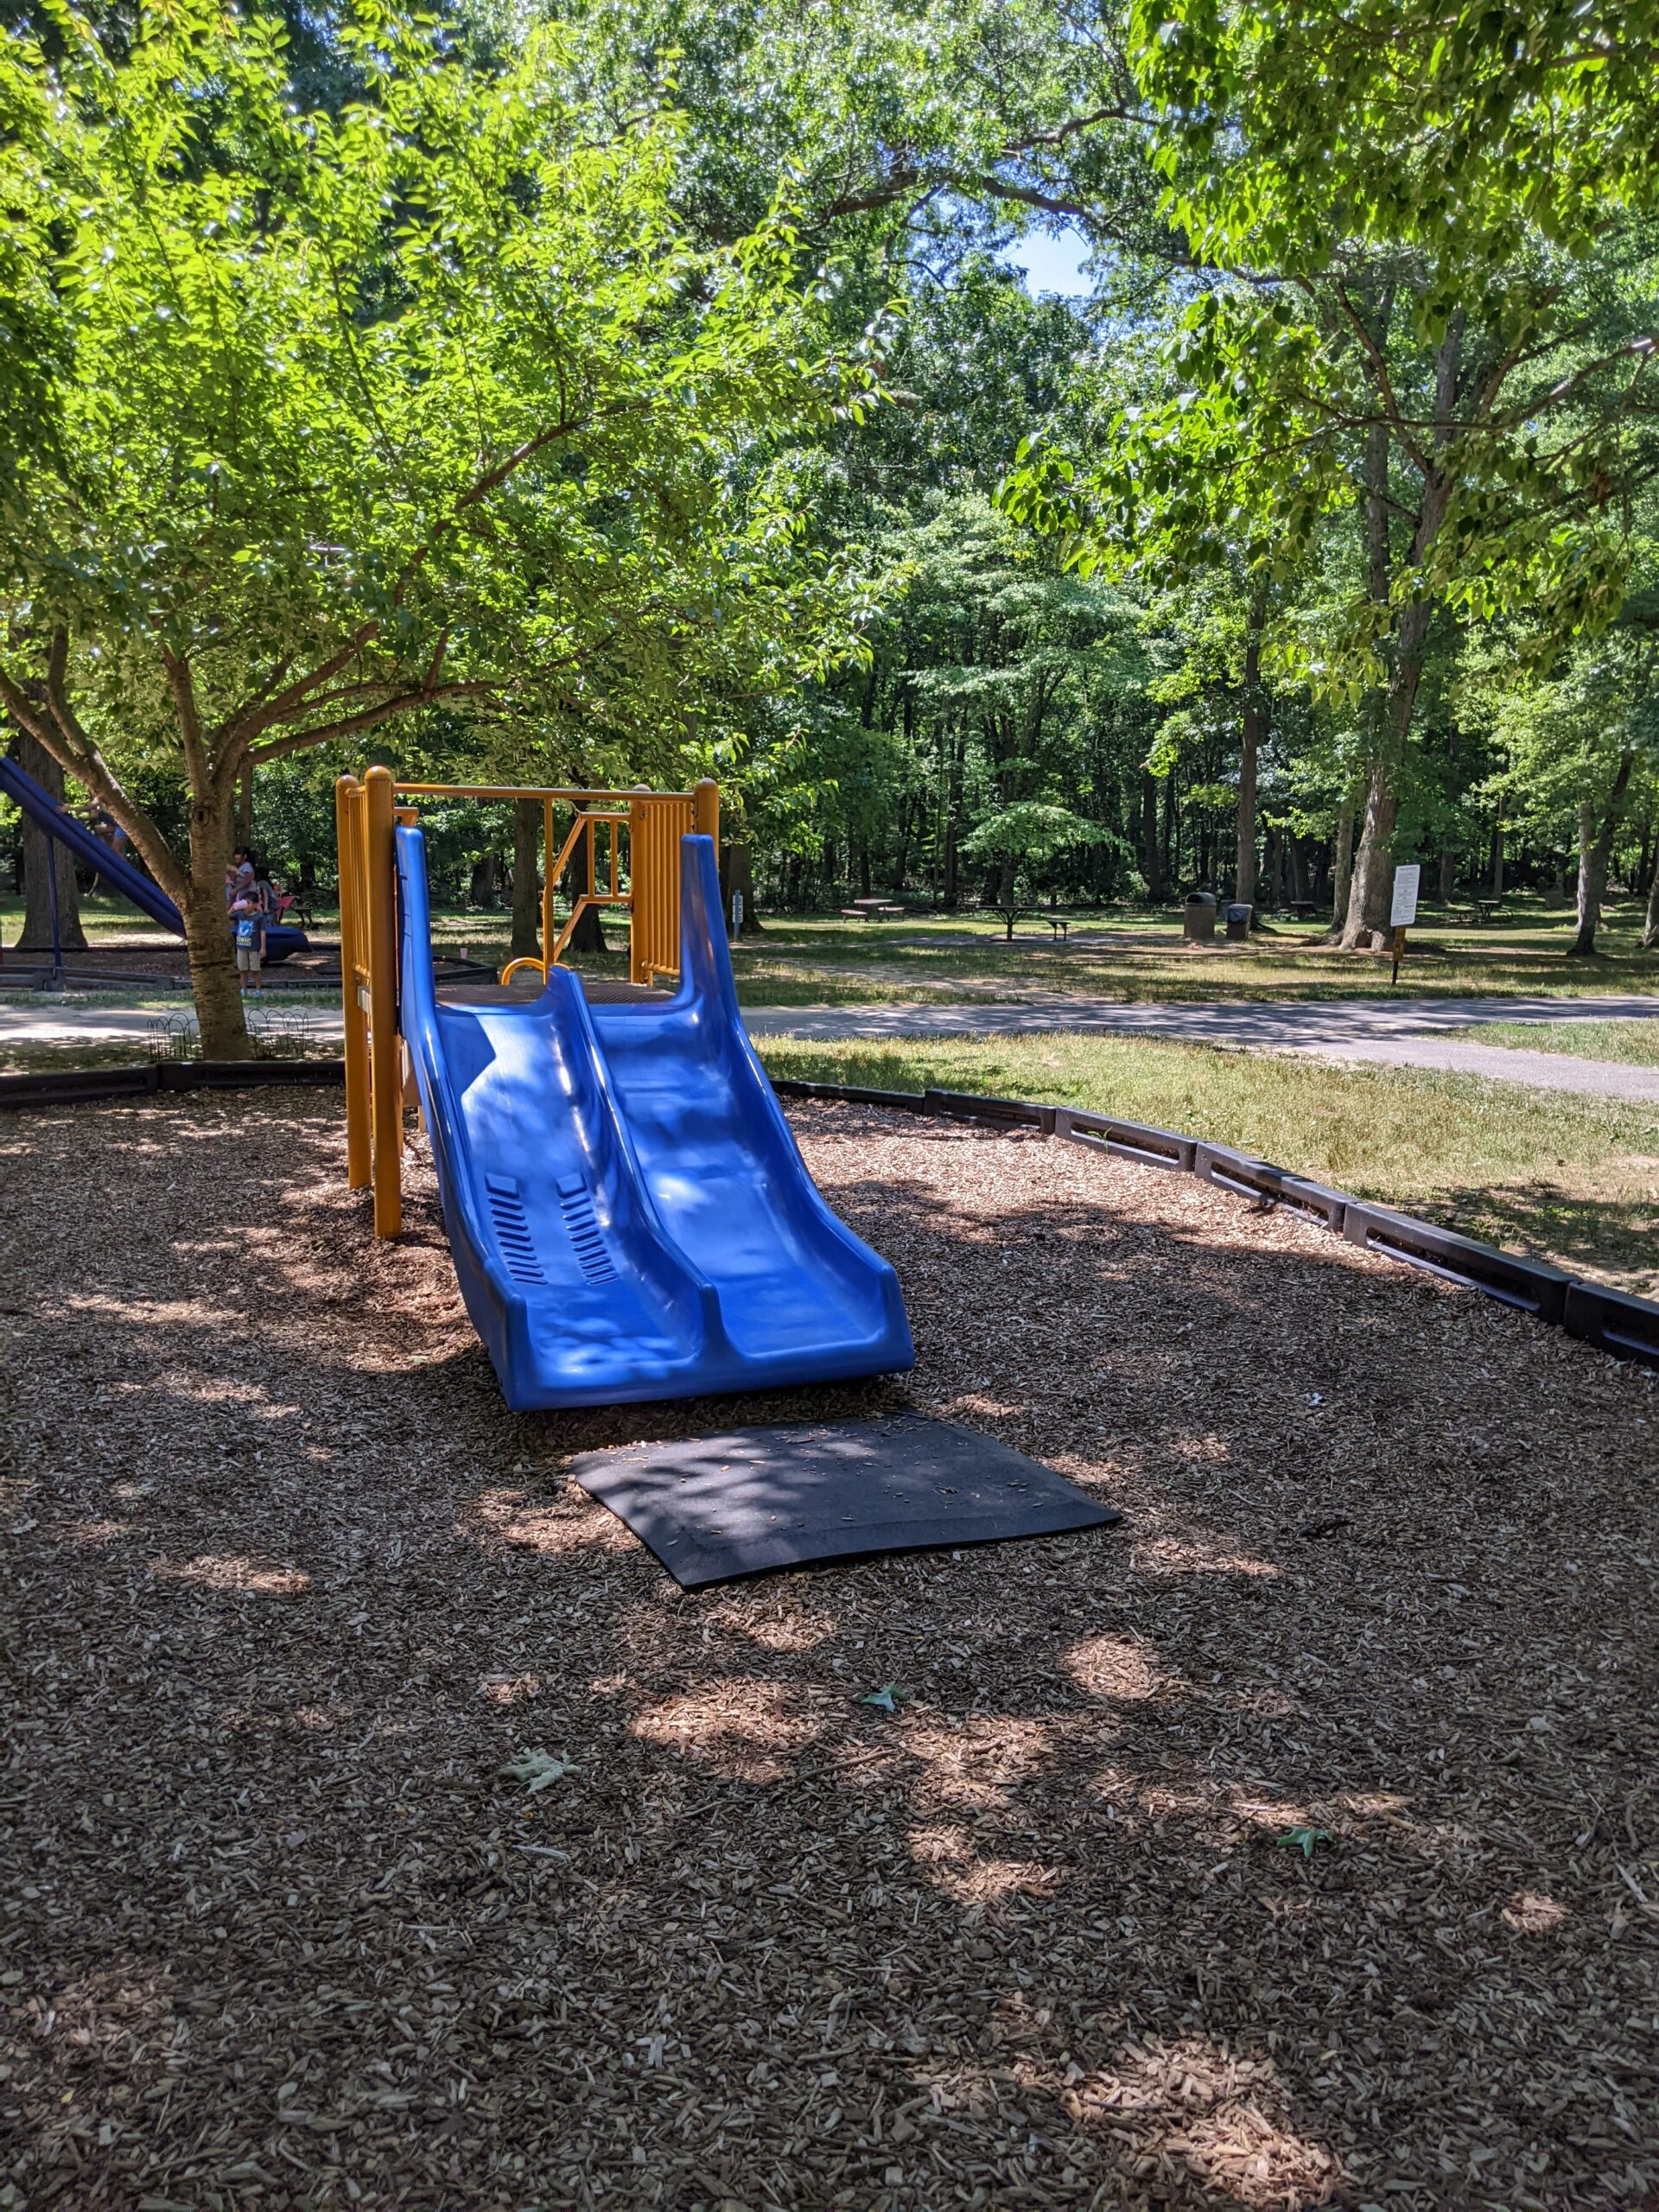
left=224, top=620, right=384, bottom=752
left=161, top=646, right=213, bottom=796
left=1325, top=280, right=1428, bottom=474
left=244, top=682, right=497, bottom=766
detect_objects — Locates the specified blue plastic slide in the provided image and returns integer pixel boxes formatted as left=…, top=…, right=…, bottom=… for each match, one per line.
left=0, top=754, right=308, bottom=962
left=397, top=823, right=915, bottom=1409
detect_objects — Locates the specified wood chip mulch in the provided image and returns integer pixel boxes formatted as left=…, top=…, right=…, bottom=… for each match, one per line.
left=3, top=1095, right=1656, bottom=2212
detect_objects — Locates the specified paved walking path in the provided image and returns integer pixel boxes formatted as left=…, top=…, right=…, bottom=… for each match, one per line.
left=0, top=1002, right=336, bottom=1048
left=742, top=991, right=1659, bottom=1102
left=1294, top=1035, right=1659, bottom=1103
left=741, top=989, right=1659, bottom=1045
left=4, top=989, right=1658, bottom=1099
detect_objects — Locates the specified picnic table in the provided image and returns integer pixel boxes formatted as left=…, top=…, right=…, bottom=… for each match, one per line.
left=840, top=899, right=906, bottom=920
left=983, top=909, right=1069, bottom=941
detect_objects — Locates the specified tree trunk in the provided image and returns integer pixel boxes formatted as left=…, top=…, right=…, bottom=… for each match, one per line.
left=719, top=838, right=760, bottom=934
left=1274, top=830, right=1287, bottom=907
left=10, top=731, right=88, bottom=953
left=1236, top=582, right=1266, bottom=912
left=890, top=789, right=912, bottom=897
left=1342, top=756, right=1399, bottom=947
left=1571, top=757, right=1634, bottom=957
left=469, top=852, right=499, bottom=907
left=1162, top=772, right=1177, bottom=891
left=1643, top=835, right=1659, bottom=950
left=510, top=799, right=541, bottom=961
left=1329, top=791, right=1357, bottom=933
left=1336, top=310, right=1459, bottom=954
left=185, top=787, right=247, bottom=1059
left=1438, top=843, right=1457, bottom=901
left=942, top=734, right=963, bottom=907
left=1340, top=594, right=1437, bottom=948
left=1141, top=772, right=1162, bottom=903
left=1491, top=800, right=1504, bottom=899
left=1287, top=836, right=1308, bottom=904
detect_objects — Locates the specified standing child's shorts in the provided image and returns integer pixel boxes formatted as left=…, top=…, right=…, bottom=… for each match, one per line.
left=236, top=944, right=263, bottom=974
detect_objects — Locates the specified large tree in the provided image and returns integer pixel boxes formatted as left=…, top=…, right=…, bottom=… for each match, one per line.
left=0, top=0, right=878, bottom=1052
left=1002, top=0, right=1659, bottom=944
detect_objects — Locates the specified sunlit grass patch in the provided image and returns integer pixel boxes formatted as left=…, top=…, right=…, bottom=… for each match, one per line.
left=1442, top=1018, right=1659, bottom=1067
left=759, top=1030, right=1659, bottom=1295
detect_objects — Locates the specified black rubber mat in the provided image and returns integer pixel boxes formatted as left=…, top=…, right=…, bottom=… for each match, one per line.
left=567, top=1414, right=1120, bottom=1588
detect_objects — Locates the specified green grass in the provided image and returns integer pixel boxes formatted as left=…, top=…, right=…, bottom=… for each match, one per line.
left=0, top=1039, right=156, bottom=1076
left=1443, top=1018, right=1659, bottom=1067
left=9, top=891, right=1658, bottom=1008
left=719, top=899, right=1659, bottom=1007
left=757, top=1031, right=1659, bottom=1296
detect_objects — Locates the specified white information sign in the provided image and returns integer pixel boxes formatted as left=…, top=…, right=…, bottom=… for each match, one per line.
left=1389, top=863, right=1421, bottom=929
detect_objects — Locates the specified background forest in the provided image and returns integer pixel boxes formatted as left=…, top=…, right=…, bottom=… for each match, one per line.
left=4, top=0, right=1659, bottom=1028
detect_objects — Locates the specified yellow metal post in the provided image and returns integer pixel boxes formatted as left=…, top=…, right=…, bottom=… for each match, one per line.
left=629, top=785, right=652, bottom=986
left=335, top=776, right=372, bottom=1191
left=541, top=797, right=555, bottom=983
left=364, top=764, right=402, bottom=1236
left=694, top=777, right=720, bottom=855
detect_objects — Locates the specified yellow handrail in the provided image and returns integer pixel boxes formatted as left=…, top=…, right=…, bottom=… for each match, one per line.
left=335, top=772, right=718, bottom=1235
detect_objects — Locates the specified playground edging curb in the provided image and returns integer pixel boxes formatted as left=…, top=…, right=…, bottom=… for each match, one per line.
left=0, top=1058, right=346, bottom=1108
left=769, top=1074, right=1659, bottom=1373
left=4, top=1058, right=1653, bottom=1374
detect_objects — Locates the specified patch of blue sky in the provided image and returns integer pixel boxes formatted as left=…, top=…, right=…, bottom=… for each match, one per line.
left=1003, top=226, right=1093, bottom=298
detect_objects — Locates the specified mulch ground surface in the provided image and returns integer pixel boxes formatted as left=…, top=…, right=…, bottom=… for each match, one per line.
left=3, top=1095, right=1656, bottom=2212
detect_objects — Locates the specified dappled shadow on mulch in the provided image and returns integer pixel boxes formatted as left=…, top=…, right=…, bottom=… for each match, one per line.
left=3, top=1095, right=1656, bottom=2212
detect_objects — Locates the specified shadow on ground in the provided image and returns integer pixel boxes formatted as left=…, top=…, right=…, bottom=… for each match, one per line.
left=1, top=1095, right=1655, bottom=2212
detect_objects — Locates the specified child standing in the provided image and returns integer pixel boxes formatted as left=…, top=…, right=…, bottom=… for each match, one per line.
left=232, top=894, right=266, bottom=993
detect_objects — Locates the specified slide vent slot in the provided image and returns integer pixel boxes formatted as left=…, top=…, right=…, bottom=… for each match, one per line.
left=556, top=1175, right=619, bottom=1284
left=484, top=1176, right=544, bottom=1285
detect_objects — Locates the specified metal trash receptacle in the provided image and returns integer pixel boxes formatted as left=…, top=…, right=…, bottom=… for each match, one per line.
left=1183, top=890, right=1217, bottom=944
left=1225, top=901, right=1251, bottom=942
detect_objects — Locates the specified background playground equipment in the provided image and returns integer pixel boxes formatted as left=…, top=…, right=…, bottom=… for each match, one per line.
left=334, top=766, right=913, bottom=1408
left=0, top=753, right=308, bottom=976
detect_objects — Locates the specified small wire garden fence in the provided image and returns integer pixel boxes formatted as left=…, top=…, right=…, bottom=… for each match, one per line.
left=147, top=1007, right=340, bottom=1064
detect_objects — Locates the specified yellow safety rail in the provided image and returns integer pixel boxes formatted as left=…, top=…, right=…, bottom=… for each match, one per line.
left=335, top=768, right=718, bottom=1236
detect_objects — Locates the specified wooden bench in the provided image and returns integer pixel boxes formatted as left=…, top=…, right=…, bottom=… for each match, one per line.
left=840, top=902, right=905, bottom=920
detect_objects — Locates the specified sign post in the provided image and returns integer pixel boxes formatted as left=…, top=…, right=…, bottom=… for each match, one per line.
left=1389, top=863, right=1421, bottom=986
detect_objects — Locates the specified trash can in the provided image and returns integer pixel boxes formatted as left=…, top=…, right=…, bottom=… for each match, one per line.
left=1225, top=902, right=1252, bottom=942
left=1182, top=890, right=1217, bottom=944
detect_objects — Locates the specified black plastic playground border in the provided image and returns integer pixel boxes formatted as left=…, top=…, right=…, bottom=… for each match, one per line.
left=3, top=1058, right=1652, bottom=1374
left=0, top=1058, right=346, bottom=1107
left=769, top=1077, right=1659, bottom=1375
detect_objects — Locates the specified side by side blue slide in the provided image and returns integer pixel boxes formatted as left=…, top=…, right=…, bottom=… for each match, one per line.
left=0, top=753, right=308, bottom=962
left=397, top=823, right=915, bottom=1409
